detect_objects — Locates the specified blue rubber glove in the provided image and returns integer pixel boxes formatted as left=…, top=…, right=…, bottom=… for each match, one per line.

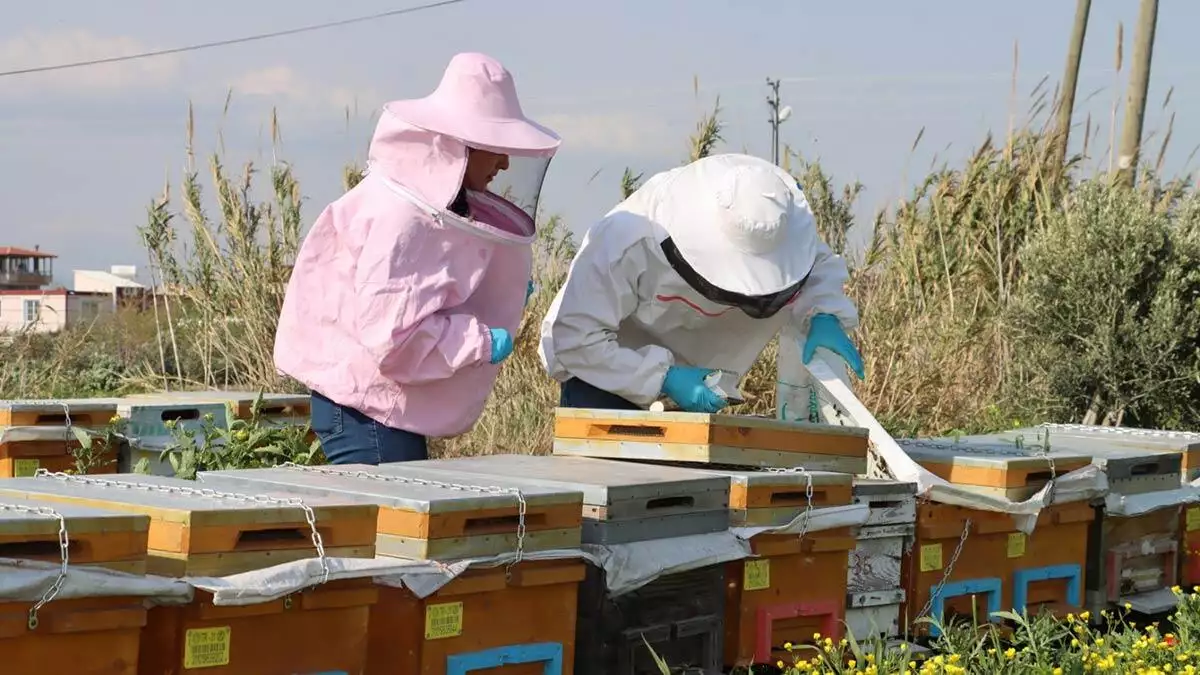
left=802, top=314, right=865, bottom=379
left=524, top=280, right=535, bottom=307
left=661, top=366, right=728, bottom=413
left=488, top=328, right=514, bottom=365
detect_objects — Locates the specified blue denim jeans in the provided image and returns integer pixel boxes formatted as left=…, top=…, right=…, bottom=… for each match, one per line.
left=310, top=391, right=428, bottom=465
left=558, top=378, right=642, bottom=410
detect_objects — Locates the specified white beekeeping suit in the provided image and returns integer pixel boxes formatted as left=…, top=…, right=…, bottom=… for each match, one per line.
left=540, top=153, right=864, bottom=414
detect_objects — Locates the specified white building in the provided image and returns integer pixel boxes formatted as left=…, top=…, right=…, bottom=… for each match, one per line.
left=0, top=247, right=149, bottom=334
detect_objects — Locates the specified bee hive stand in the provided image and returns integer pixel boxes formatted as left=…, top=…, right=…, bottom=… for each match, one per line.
left=0, top=474, right=377, bottom=577
left=198, top=464, right=583, bottom=561
left=552, top=408, right=869, bottom=474
left=400, top=454, right=731, bottom=545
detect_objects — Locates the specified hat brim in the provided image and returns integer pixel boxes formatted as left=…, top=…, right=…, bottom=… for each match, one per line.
left=384, top=99, right=560, bottom=158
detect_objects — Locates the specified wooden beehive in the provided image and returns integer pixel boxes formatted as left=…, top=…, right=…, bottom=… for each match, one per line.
left=958, top=430, right=1184, bottom=495
left=400, top=454, right=731, bottom=544
left=847, top=479, right=917, bottom=641
left=700, top=469, right=856, bottom=667
left=898, top=439, right=1093, bottom=500
left=368, top=559, right=586, bottom=675
left=576, top=563, right=726, bottom=675
left=126, top=390, right=312, bottom=424
left=552, top=408, right=869, bottom=474
left=116, top=398, right=231, bottom=440
left=0, top=398, right=121, bottom=428
left=0, top=494, right=150, bottom=675
left=198, top=464, right=583, bottom=561
left=902, top=501, right=1094, bottom=635
left=1035, top=423, right=1200, bottom=483
left=0, top=425, right=120, bottom=478
left=0, top=495, right=149, bottom=574
left=141, top=578, right=378, bottom=675
left=0, top=474, right=378, bottom=577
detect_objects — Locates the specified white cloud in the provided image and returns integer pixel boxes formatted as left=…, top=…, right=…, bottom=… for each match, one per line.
left=0, top=30, right=180, bottom=96
left=229, top=66, right=381, bottom=116
left=536, top=111, right=678, bottom=156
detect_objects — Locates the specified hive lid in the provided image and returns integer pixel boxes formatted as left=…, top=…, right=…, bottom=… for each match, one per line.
left=899, top=438, right=1093, bottom=468
left=554, top=407, right=869, bottom=438
left=198, top=464, right=581, bottom=513
left=0, top=425, right=100, bottom=443
left=0, top=493, right=151, bottom=530
left=691, top=467, right=852, bottom=489
left=1037, top=423, right=1200, bottom=451
left=955, top=430, right=1183, bottom=473
left=0, top=398, right=124, bottom=412
left=400, top=454, right=729, bottom=506
left=851, top=478, right=918, bottom=497
left=125, top=391, right=310, bottom=405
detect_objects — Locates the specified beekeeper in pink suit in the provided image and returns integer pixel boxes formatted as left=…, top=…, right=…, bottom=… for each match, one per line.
left=274, top=52, right=560, bottom=464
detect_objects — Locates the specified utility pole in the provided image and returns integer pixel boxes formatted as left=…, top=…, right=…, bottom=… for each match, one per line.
left=1053, top=0, right=1092, bottom=180
left=1117, top=0, right=1160, bottom=188
left=766, top=78, right=781, bottom=166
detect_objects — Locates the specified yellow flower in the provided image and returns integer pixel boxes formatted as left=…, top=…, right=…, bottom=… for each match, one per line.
left=848, top=660, right=857, bottom=668
left=784, top=642, right=793, bottom=651
left=1174, top=586, right=1184, bottom=594
left=777, top=661, right=785, bottom=669
left=1126, top=602, right=1134, bottom=610
left=813, top=632, right=821, bottom=641
left=1082, top=611, right=1092, bottom=621
left=1055, top=669, right=1064, bottom=675
left=1004, top=647, right=1016, bottom=659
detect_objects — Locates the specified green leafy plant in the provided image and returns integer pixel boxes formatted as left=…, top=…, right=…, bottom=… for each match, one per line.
left=68, top=415, right=128, bottom=475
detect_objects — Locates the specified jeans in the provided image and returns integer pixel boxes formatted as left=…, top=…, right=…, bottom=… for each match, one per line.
left=558, top=378, right=642, bottom=410
left=310, top=391, right=428, bottom=465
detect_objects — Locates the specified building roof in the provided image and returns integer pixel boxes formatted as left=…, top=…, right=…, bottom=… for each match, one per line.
left=0, top=288, right=108, bottom=297
left=74, top=269, right=147, bottom=289
left=0, top=247, right=56, bottom=259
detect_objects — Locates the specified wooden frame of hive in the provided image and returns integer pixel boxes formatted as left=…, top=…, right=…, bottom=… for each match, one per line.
left=197, top=464, right=584, bottom=561
left=551, top=408, right=870, bottom=474
left=703, top=468, right=856, bottom=668
left=898, top=439, right=1093, bottom=501
left=0, top=474, right=377, bottom=577
left=395, top=454, right=732, bottom=545
left=0, top=425, right=120, bottom=478
left=902, top=501, right=1094, bottom=636
left=0, top=494, right=151, bottom=675
left=0, top=398, right=121, bottom=428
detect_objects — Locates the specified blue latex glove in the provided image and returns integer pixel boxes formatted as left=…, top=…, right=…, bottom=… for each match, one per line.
left=661, top=366, right=728, bottom=413
left=524, top=280, right=535, bottom=307
left=488, top=328, right=514, bottom=365
left=802, top=314, right=865, bottom=379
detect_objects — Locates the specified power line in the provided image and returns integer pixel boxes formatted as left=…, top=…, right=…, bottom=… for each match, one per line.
left=0, top=0, right=470, bottom=79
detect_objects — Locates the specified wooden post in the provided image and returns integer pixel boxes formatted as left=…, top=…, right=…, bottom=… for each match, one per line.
left=1117, top=0, right=1160, bottom=188
left=1053, top=0, right=1093, bottom=179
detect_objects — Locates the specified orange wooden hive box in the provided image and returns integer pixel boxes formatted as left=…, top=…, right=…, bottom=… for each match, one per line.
left=901, top=500, right=1094, bottom=636
left=0, top=425, right=121, bottom=479
left=198, top=463, right=587, bottom=675
left=0, top=494, right=152, bottom=675
left=0, top=398, right=122, bottom=428
left=706, top=468, right=856, bottom=668
left=897, top=439, right=1093, bottom=501
left=552, top=408, right=870, bottom=474
left=0, top=473, right=378, bottom=577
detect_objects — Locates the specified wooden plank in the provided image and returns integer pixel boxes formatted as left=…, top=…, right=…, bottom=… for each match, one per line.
left=0, top=596, right=145, bottom=674
left=553, top=437, right=868, bottom=473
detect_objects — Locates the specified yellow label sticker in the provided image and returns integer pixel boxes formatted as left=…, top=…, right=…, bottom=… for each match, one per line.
left=1007, top=532, right=1027, bottom=558
left=424, top=601, right=463, bottom=640
left=183, top=626, right=231, bottom=669
left=919, top=543, right=943, bottom=572
left=1188, top=507, right=1200, bottom=532
left=12, top=459, right=39, bottom=478
left=743, top=559, right=771, bottom=591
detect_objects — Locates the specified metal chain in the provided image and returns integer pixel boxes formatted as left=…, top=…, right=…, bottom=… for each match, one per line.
left=914, top=518, right=971, bottom=623
left=32, top=470, right=331, bottom=585
left=279, top=463, right=528, bottom=575
left=0, top=502, right=70, bottom=629
left=761, top=466, right=815, bottom=540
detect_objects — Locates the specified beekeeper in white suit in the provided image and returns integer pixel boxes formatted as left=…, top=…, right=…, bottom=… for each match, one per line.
left=539, top=153, right=864, bottom=416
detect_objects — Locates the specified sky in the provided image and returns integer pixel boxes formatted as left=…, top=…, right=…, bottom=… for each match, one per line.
left=2, top=0, right=1198, bottom=286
